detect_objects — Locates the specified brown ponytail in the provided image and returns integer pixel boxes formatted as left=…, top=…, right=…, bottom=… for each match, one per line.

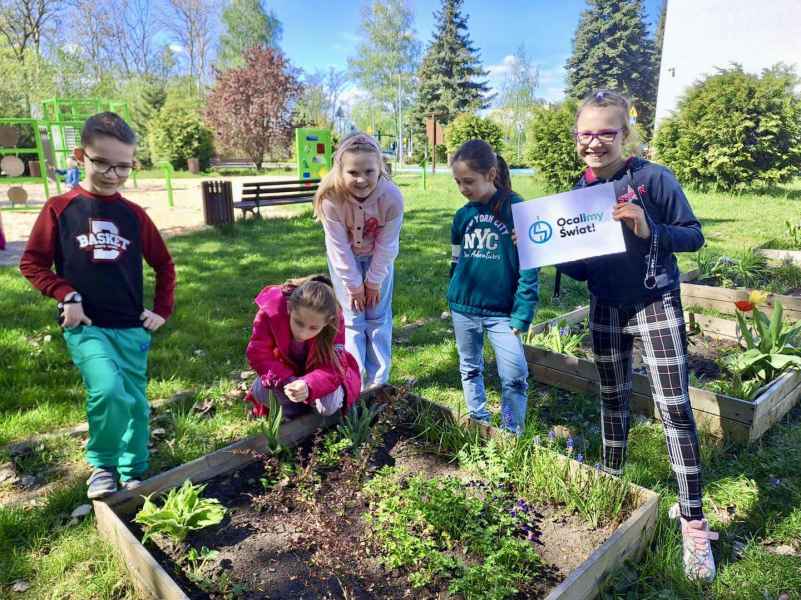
left=451, top=139, right=515, bottom=223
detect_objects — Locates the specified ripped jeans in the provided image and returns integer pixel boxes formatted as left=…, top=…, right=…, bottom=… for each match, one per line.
left=451, top=311, right=529, bottom=435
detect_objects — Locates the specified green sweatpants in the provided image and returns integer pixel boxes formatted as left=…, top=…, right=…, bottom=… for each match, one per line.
left=63, top=325, right=151, bottom=481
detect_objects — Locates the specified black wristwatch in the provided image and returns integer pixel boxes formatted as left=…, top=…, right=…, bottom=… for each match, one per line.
left=63, top=292, right=82, bottom=304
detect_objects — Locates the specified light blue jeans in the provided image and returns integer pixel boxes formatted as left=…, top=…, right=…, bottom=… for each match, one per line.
left=451, top=311, right=529, bottom=435
left=329, top=255, right=394, bottom=386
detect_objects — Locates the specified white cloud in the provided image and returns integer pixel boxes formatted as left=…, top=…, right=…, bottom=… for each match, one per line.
left=337, top=86, right=369, bottom=109
left=168, top=43, right=185, bottom=54
left=486, top=54, right=519, bottom=78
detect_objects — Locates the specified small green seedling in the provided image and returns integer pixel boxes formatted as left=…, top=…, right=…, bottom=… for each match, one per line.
left=259, top=390, right=285, bottom=456
left=317, top=431, right=353, bottom=470
left=337, top=399, right=381, bottom=453
left=783, top=220, right=801, bottom=249
left=134, top=480, right=226, bottom=544
left=526, top=320, right=586, bottom=357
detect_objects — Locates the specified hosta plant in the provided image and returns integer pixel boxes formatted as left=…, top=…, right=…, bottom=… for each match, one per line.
left=134, top=480, right=227, bottom=544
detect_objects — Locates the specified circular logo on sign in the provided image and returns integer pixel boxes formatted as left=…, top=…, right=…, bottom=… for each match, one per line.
left=529, top=220, right=553, bottom=244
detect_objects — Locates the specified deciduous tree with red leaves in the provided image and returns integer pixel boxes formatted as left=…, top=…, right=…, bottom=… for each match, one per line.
left=206, top=47, right=302, bottom=169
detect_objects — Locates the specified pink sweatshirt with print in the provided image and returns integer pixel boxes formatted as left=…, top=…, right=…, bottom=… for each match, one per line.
left=320, top=177, right=404, bottom=295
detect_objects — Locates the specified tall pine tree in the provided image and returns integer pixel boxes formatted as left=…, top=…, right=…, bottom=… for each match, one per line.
left=130, top=79, right=167, bottom=167
left=411, top=0, right=492, bottom=156
left=565, top=0, right=657, bottom=134
left=654, top=1, right=667, bottom=78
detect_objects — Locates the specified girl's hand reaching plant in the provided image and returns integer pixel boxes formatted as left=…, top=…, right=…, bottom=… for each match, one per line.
left=284, top=380, right=309, bottom=403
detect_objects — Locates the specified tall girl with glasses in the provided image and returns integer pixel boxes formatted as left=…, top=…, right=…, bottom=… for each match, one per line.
left=557, top=90, right=717, bottom=581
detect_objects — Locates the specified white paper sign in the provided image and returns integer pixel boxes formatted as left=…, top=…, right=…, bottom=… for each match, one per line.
left=511, top=182, right=626, bottom=270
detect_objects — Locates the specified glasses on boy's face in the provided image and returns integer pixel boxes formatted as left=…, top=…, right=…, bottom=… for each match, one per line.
left=575, top=129, right=623, bottom=146
left=83, top=153, right=134, bottom=177
left=574, top=129, right=622, bottom=145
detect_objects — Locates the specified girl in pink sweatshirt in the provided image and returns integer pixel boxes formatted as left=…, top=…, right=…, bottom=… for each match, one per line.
left=245, top=275, right=362, bottom=419
left=313, top=134, right=404, bottom=387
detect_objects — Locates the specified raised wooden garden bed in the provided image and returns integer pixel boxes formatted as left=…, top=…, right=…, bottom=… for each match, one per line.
left=680, top=268, right=801, bottom=321
left=95, top=391, right=659, bottom=600
left=525, top=307, right=801, bottom=443
left=757, top=248, right=801, bottom=267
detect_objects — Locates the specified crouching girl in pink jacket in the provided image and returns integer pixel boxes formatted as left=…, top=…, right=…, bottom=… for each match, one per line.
left=245, top=275, right=361, bottom=419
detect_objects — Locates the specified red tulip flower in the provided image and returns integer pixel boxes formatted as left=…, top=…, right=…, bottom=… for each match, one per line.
left=735, top=300, right=754, bottom=312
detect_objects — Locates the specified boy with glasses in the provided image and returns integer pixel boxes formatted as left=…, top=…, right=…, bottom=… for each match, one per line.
left=20, top=112, right=176, bottom=499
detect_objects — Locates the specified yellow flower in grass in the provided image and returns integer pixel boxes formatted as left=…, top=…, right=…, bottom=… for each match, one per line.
left=749, top=290, right=769, bottom=306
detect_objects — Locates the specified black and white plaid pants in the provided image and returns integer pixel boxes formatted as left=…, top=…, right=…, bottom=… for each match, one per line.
left=590, top=289, right=704, bottom=520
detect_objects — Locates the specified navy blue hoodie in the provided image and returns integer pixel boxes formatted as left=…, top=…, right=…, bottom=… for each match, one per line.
left=557, top=157, right=703, bottom=306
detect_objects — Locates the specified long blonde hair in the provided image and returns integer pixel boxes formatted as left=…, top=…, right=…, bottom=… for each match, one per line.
left=282, top=275, right=343, bottom=374
left=313, top=132, right=390, bottom=219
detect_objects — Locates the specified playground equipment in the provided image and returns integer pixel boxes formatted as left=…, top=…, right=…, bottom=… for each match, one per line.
left=295, top=128, right=332, bottom=181
left=0, top=98, right=139, bottom=204
left=0, top=118, right=51, bottom=204
left=157, top=161, right=175, bottom=208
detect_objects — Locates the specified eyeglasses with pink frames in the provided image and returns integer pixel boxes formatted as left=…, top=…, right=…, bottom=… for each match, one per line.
left=574, top=129, right=623, bottom=145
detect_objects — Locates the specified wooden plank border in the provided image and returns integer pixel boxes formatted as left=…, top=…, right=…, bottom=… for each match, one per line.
left=95, top=411, right=340, bottom=599
left=681, top=269, right=801, bottom=321
left=757, top=248, right=801, bottom=266
left=525, top=308, right=801, bottom=442
left=97, top=392, right=659, bottom=600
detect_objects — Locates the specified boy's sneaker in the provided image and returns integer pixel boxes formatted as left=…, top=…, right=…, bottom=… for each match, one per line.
left=121, top=479, right=142, bottom=491
left=669, top=503, right=719, bottom=581
left=86, top=468, right=118, bottom=499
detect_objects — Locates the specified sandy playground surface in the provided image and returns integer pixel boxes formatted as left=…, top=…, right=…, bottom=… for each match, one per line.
left=0, top=175, right=306, bottom=267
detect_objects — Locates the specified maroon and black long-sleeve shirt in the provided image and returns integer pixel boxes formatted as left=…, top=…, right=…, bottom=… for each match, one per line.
left=20, top=187, right=176, bottom=328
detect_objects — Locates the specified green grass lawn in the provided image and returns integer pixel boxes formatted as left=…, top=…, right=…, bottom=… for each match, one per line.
left=1, top=173, right=800, bottom=599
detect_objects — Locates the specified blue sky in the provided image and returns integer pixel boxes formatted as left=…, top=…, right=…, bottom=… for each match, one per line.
left=269, top=0, right=663, bottom=104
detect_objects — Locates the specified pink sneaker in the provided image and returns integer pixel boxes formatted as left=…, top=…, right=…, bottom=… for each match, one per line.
left=669, top=503, right=719, bottom=581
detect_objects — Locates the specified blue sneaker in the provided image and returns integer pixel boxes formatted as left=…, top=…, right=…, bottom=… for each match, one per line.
left=86, top=468, right=118, bottom=499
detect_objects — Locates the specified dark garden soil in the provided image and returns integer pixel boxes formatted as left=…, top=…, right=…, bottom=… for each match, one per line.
left=124, top=408, right=620, bottom=599
left=685, top=334, right=740, bottom=382
left=577, top=332, right=739, bottom=384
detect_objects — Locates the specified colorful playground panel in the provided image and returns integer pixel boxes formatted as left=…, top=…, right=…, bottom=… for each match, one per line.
left=295, top=128, right=332, bottom=181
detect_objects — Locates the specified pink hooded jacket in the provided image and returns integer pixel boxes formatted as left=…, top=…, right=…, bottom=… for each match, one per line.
left=245, top=285, right=361, bottom=412
left=320, top=176, right=404, bottom=296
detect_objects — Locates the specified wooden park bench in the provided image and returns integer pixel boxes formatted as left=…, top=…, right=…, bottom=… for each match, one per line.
left=209, top=157, right=258, bottom=170
left=233, top=178, right=321, bottom=218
